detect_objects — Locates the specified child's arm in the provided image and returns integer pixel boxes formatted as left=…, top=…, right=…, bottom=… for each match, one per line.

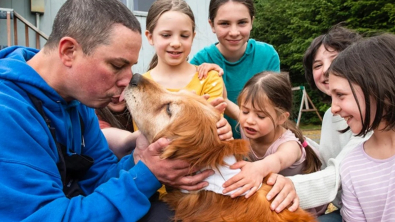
left=222, top=86, right=239, bottom=120
left=224, top=98, right=239, bottom=120
left=223, top=141, right=302, bottom=198
left=197, top=63, right=224, bottom=79
left=101, top=128, right=140, bottom=159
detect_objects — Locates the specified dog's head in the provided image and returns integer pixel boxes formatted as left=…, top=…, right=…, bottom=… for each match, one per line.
left=123, top=74, right=248, bottom=168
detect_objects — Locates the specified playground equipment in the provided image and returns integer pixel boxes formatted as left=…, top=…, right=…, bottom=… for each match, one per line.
left=292, top=86, right=322, bottom=127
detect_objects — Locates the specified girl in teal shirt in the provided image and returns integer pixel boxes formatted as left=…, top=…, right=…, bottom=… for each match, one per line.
left=191, top=0, right=280, bottom=139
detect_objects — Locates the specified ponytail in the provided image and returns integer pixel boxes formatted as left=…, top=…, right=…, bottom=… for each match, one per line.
left=148, top=53, right=158, bottom=71
left=283, top=120, right=322, bottom=174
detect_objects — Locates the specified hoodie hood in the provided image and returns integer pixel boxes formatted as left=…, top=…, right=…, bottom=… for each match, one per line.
left=0, top=46, right=65, bottom=103
left=0, top=46, right=82, bottom=154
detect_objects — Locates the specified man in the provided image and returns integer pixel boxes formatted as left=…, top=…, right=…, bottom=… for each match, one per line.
left=0, top=0, right=231, bottom=221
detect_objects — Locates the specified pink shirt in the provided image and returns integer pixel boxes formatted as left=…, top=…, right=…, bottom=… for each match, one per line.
left=243, top=129, right=327, bottom=216
left=247, top=129, right=306, bottom=176
left=340, top=142, right=395, bottom=221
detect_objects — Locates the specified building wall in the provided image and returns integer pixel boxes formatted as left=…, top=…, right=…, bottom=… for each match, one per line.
left=0, top=0, right=217, bottom=73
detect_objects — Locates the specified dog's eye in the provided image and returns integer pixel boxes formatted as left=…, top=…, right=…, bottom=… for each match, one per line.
left=166, top=103, right=172, bottom=117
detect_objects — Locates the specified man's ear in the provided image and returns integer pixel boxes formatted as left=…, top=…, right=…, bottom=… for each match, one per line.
left=58, top=37, right=79, bottom=67
left=209, top=19, right=215, bottom=33
left=145, top=30, right=154, bottom=45
left=277, top=112, right=290, bottom=125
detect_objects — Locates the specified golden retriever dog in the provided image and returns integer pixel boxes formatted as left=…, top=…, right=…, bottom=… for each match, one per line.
left=124, top=74, right=316, bottom=222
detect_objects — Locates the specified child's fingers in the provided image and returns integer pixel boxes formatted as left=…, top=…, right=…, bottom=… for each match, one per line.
left=229, top=160, right=246, bottom=169
left=222, top=177, right=244, bottom=194
left=245, top=186, right=259, bottom=198
left=218, top=69, right=224, bottom=77
left=230, top=181, right=254, bottom=198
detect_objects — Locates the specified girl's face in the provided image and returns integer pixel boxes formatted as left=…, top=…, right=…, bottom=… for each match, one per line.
left=239, top=98, right=281, bottom=140
left=329, top=74, right=366, bottom=134
left=107, top=100, right=126, bottom=113
left=209, top=1, right=253, bottom=60
left=146, top=11, right=195, bottom=67
left=313, top=45, right=338, bottom=95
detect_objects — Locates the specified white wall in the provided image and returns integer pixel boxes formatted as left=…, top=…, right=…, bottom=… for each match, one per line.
left=0, top=0, right=217, bottom=73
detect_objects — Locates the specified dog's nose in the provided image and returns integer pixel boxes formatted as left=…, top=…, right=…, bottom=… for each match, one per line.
left=130, top=73, right=142, bottom=87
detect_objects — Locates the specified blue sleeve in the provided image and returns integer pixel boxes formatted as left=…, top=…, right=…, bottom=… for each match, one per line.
left=0, top=90, right=161, bottom=221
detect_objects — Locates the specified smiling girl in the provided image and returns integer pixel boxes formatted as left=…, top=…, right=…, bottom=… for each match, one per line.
left=191, top=0, right=280, bottom=139
left=326, top=33, right=395, bottom=222
left=143, top=0, right=223, bottom=104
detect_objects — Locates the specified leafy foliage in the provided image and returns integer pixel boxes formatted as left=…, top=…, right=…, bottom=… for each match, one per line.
left=252, top=0, right=395, bottom=124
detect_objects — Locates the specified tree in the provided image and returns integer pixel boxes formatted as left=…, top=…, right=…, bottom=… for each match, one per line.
left=252, top=0, right=395, bottom=123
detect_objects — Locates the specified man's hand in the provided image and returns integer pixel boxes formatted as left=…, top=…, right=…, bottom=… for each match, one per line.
left=134, top=133, right=214, bottom=191
left=266, top=173, right=299, bottom=213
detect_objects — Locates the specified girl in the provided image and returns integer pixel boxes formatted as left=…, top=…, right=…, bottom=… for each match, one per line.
left=223, top=71, right=324, bottom=215
left=143, top=0, right=223, bottom=105
left=95, top=102, right=138, bottom=159
left=191, top=0, right=280, bottom=139
left=266, top=26, right=371, bottom=219
left=327, top=33, right=395, bottom=222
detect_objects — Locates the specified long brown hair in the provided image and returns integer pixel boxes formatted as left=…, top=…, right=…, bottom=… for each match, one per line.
left=238, top=72, right=321, bottom=173
left=95, top=107, right=134, bottom=132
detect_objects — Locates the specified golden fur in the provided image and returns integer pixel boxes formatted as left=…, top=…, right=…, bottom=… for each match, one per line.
left=124, top=74, right=316, bottom=222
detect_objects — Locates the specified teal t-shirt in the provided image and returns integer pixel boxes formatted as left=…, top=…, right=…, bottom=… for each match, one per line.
left=191, top=39, right=280, bottom=139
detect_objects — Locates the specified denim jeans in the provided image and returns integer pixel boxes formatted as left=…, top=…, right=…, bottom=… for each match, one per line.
left=318, top=210, right=342, bottom=222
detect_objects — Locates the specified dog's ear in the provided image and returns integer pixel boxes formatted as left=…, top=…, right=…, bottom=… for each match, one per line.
left=221, top=139, right=250, bottom=161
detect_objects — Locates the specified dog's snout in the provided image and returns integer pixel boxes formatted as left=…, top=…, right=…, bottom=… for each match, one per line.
left=130, top=73, right=143, bottom=87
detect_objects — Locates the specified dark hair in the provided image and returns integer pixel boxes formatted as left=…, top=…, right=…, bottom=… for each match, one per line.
left=303, top=25, right=362, bottom=90
left=95, top=107, right=134, bottom=132
left=209, top=0, right=255, bottom=22
left=146, top=0, right=195, bottom=71
left=328, top=33, right=395, bottom=137
left=45, top=0, right=141, bottom=55
left=238, top=72, right=321, bottom=174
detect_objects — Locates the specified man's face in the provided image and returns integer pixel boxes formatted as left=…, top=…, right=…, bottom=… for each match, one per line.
left=68, top=24, right=142, bottom=108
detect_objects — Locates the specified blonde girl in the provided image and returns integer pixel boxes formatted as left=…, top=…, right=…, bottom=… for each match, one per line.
left=144, top=0, right=223, bottom=103
left=327, top=33, right=395, bottom=221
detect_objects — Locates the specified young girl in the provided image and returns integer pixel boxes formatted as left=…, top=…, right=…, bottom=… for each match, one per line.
left=223, top=71, right=324, bottom=215
left=191, top=0, right=280, bottom=139
left=327, top=33, right=395, bottom=222
left=143, top=0, right=223, bottom=105
left=266, top=26, right=370, bottom=219
left=95, top=102, right=137, bottom=159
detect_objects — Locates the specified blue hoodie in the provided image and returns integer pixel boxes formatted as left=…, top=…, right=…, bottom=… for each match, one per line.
left=0, top=46, right=161, bottom=221
left=190, top=39, right=280, bottom=139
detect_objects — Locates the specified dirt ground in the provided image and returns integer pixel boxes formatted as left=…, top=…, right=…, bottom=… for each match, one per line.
left=301, top=129, right=321, bottom=144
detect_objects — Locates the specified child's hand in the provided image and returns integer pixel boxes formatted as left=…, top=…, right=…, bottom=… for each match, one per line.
left=197, top=63, right=224, bottom=80
left=266, top=173, right=299, bottom=212
left=222, top=161, right=268, bottom=198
